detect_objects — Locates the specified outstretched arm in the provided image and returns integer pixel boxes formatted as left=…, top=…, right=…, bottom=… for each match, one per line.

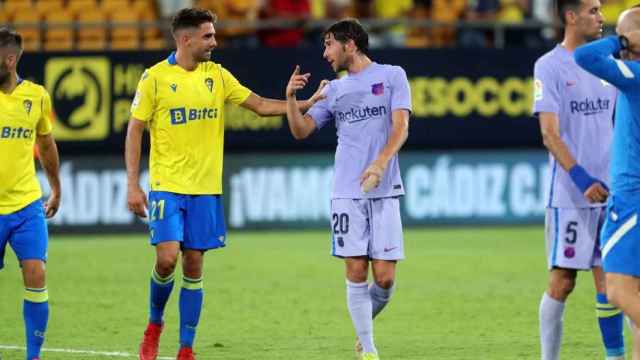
left=241, top=68, right=326, bottom=116
left=35, top=134, right=61, bottom=218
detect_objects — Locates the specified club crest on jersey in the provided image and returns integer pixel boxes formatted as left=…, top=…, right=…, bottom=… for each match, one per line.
left=170, top=83, right=177, bottom=92
left=205, top=78, right=214, bottom=92
left=371, top=82, right=384, bottom=95
left=23, top=99, right=32, bottom=114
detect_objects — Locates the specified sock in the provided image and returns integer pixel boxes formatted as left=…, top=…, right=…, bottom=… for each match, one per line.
left=347, top=280, right=377, bottom=355
left=23, top=287, right=49, bottom=360
left=149, top=267, right=175, bottom=325
left=539, top=292, right=565, bottom=360
left=179, top=276, right=203, bottom=348
left=370, top=282, right=395, bottom=319
left=596, top=293, right=625, bottom=359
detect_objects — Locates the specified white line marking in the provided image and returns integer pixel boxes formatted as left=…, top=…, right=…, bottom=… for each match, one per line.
left=0, top=345, right=174, bottom=359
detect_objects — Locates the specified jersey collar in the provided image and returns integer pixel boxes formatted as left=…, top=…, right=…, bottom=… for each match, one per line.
left=167, top=52, right=177, bottom=65
left=16, top=75, right=23, bottom=85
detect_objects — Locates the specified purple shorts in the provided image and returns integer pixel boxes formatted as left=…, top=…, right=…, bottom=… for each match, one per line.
left=330, top=197, right=404, bottom=260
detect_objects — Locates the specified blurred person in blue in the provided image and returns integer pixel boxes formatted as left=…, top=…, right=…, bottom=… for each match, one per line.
left=533, top=1, right=625, bottom=359
left=575, top=5, right=640, bottom=359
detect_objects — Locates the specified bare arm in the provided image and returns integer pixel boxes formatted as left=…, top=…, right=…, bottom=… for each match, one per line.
left=361, top=109, right=410, bottom=192
left=241, top=66, right=326, bottom=116
left=36, top=133, right=61, bottom=218
left=539, top=112, right=608, bottom=202
left=539, top=112, right=576, bottom=171
left=285, top=66, right=321, bottom=139
left=125, top=118, right=148, bottom=218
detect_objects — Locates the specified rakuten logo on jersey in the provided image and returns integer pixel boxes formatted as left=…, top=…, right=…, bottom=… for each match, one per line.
left=1, top=126, right=34, bottom=140
left=570, top=98, right=611, bottom=116
left=336, top=105, right=387, bottom=123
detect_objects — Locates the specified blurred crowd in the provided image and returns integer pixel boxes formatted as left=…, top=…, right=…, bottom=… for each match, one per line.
left=165, top=0, right=635, bottom=49
left=2, top=0, right=634, bottom=51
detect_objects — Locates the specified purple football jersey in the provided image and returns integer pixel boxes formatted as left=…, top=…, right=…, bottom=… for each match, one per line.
left=533, top=45, right=615, bottom=208
left=307, top=62, right=412, bottom=199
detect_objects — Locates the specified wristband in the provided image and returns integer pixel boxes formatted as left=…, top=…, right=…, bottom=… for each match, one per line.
left=569, top=164, right=596, bottom=193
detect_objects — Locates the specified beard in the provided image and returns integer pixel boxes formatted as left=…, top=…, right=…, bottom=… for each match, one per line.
left=0, top=62, right=10, bottom=85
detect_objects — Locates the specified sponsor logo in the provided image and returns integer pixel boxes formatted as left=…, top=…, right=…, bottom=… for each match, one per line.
left=565, top=81, right=576, bottom=87
left=170, top=83, right=177, bottom=92
left=384, top=246, right=397, bottom=252
left=169, top=107, right=219, bottom=125
left=569, top=98, right=611, bottom=116
left=534, top=79, right=543, bottom=101
left=45, top=57, right=111, bottom=140
left=1, top=126, right=34, bottom=139
left=336, top=105, right=387, bottom=123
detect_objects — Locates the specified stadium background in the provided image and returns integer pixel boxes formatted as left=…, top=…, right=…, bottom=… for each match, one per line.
left=1, top=1, right=636, bottom=359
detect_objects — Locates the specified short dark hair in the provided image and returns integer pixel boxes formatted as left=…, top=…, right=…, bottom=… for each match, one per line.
left=171, top=8, right=216, bottom=34
left=323, top=19, right=369, bottom=55
left=0, top=27, right=22, bottom=51
left=556, top=0, right=583, bottom=25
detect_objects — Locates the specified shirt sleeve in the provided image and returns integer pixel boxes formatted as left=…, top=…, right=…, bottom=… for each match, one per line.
left=575, top=36, right=640, bottom=92
left=391, top=66, right=412, bottom=113
left=220, top=66, right=252, bottom=105
left=131, top=70, right=155, bottom=122
left=532, top=59, right=560, bottom=116
left=36, top=90, right=53, bottom=135
left=306, top=82, right=333, bottom=129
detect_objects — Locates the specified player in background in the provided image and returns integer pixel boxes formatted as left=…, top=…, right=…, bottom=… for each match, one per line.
left=0, top=28, right=61, bottom=360
left=532, top=1, right=624, bottom=359
left=125, top=8, right=325, bottom=360
left=575, top=6, right=640, bottom=359
left=284, top=19, right=411, bottom=360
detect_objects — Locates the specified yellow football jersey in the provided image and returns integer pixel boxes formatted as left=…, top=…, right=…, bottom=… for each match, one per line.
left=131, top=53, right=252, bottom=194
left=0, top=79, right=53, bottom=214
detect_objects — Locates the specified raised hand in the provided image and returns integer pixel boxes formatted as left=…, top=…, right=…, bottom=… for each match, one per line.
left=286, top=65, right=311, bottom=98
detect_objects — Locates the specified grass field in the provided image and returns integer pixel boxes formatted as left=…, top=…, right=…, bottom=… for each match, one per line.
left=0, top=226, right=630, bottom=360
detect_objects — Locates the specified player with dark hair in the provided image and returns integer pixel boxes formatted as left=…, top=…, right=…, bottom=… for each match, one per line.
left=533, top=1, right=624, bottom=359
left=285, top=19, right=411, bottom=360
left=126, top=7, right=324, bottom=360
left=0, top=27, right=61, bottom=360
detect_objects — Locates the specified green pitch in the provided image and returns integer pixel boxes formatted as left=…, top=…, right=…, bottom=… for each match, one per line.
left=0, top=227, right=629, bottom=359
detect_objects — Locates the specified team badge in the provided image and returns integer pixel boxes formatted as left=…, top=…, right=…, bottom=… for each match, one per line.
left=371, top=82, right=384, bottom=96
left=170, top=83, right=177, bottom=92
left=534, top=79, right=543, bottom=101
left=205, top=78, right=214, bottom=92
left=23, top=99, right=32, bottom=114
